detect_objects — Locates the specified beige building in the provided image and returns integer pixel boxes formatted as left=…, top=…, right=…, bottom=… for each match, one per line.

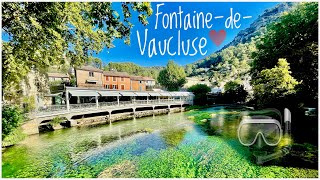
left=130, top=76, right=147, bottom=91
left=75, top=66, right=104, bottom=89
left=74, top=66, right=156, bottom=91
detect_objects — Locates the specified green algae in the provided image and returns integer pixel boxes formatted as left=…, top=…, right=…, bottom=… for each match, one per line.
left=2, top=106, right=318, bottom=178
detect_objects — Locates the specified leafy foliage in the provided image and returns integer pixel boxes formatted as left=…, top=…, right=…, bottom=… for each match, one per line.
left=104, top=62, right=162, bottom=81
left=188, top=84, right=211, bottom=105
left=2, top=127, right=27, bottom=147
left=22, top=96, right=36, bottom=113
left=158, top=61, right=186, bottom=91
left=251, top=2, right=318, bottom=107
left=2, top=2, right=152, bottom=100
left=2, top=105, right=25, bottom=139
left=187, top=40, right=256, bottom=87
left=252, top=59, right=299, bottom=107
left=222, top=80, right=248, bottom=104
left=49, top=116, right=65, bottom=126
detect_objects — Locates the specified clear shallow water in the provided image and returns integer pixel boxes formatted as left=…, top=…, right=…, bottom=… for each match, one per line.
left=2, top=106, right=318, bottom=178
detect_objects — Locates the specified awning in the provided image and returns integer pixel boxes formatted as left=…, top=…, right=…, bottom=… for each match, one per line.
left=181, top=92, right=195, bottom=96
left=172, top=92, right=195, bottom=96
left=120, top=92, right=136, bottom=96
left=135, top=92, right=150, bottom=96
left=169, top=92, right=178, bottom=96
left=68, top=90, right=99, bottom=97
left=148, top=92, right=161, bottom=96
left=160, top=92, right=172, bottom=96
left=98, top=91, right=120, bottom=96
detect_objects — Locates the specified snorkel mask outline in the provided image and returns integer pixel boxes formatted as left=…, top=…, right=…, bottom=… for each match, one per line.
left=237, top=119, right=283, bottom=146
left=237, top=108, right=292, bottom=164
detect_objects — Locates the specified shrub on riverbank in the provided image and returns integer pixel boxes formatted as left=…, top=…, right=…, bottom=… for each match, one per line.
left=2, top=105, right=26, bottom=147
left=2, top=127, right=27, bottom=147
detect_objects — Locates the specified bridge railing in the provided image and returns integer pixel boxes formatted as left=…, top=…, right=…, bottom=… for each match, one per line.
left=37, top=105, right=67, bottom=112
left=119, top=101, right=132, bottom=106
left=99, top=101, right=118, bottom=108
left=33, top=99, right=193, bottom=117
left=70, top=103, right=96, bottom=110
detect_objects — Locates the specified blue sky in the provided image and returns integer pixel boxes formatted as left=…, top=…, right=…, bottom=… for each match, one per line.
left=97, top=2, right=279, bottom=67
left=2, top=2, right=280, bottom=67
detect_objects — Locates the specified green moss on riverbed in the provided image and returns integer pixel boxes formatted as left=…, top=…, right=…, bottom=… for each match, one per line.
left=135, top=138, right=318, bottom=178
left=2, top=106, right=318, bottom=178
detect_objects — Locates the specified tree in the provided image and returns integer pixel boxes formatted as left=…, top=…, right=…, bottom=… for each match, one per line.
left=223, top=80, right=248, bottom=104
left=188, top=84, right=211, bottom=105
left=252, top=58, right=300, bottom=107
left=103, top=62, right=162, bottom=81
left=252, top=2, right=318, bottom=107
left=158, top=60, right=186, bottom=91
left=2, top=2, right=152, bottom=101
left=2, top=105, right=25, bottom=139
left=185, top=64, right=194, bottom=76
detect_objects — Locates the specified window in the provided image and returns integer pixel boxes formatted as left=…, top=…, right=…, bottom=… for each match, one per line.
left=112, top=85, right=118, bottom=89
left=139, top=81, right=142, bottom=84
left=106, top=76, right=109, bottom=81
left=121, top=77, right=124, bottom=81
left=121, top=85, right=125, bottom=90
left=86, top=81, right=96, bottom=84
left=139, top=86, right=142, bottom=91
left=106, top=85, right=110, bottom=89
left=89, top=71, right=94, bottom=77
left=113, top=76, right=117, bottom=81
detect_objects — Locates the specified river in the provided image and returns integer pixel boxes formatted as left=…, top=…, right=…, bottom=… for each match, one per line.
left=2, top=106, right=318, bottom=178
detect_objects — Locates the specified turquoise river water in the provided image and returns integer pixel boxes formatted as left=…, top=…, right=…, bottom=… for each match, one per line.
left=2, top=106, right=318, bottom=178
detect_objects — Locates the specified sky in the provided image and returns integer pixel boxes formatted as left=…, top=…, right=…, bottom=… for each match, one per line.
left=2, top=2, right=280, bottom=67
left=97, top=2, right=280, bottom=67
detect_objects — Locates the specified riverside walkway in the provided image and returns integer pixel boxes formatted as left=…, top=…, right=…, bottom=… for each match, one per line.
left=22, top=87, right=194, bottom=135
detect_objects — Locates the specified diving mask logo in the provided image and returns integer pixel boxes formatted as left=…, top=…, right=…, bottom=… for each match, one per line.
left=238, top=119, right=283, bottom=146
left=237, top=108, right=292, bottom=164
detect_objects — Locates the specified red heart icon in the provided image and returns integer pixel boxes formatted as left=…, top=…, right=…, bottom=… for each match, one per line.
left=209, top=30, right=226, bottom=46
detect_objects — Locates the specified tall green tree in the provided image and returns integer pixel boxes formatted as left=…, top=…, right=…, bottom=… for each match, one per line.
left=158, top=60, right=186, bottom=91
left=251, top=2, right=318, bottom=107
left=252, top=58, right=300, bottom=107
left=2, top=2, right=152, bottom=101
left=223, top=80, right=248, bottom=104
left=188, top=84, right=211, bottom=105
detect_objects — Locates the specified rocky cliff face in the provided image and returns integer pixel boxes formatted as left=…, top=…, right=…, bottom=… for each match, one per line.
left=219, top=2, right=296, bottom=51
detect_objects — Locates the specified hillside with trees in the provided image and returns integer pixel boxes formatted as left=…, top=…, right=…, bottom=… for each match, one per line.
left=186, top=2, right=317, bottom=110
left=103, top=62, right=163, bottom=81
left=186, top=2, right=297, bottom=87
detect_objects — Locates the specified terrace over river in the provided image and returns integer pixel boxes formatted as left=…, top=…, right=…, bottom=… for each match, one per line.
left=22, top=87, right=194, bottom=135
